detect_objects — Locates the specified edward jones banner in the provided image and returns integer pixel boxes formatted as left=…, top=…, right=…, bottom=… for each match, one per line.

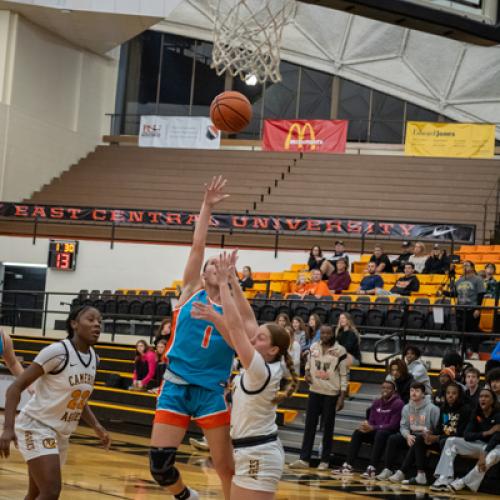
left=138, top=116, right=221, bottom=149
left=262, top=120, right=348, bottom=153
left=405, top=122, right=495, bottom=158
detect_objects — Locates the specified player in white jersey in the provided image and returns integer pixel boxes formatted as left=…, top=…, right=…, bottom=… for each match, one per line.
left=192, top=252, right=299, bottom=499
left=0, top=305, right=110, bottom=500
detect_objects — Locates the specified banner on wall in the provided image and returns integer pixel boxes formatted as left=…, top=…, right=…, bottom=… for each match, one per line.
left=262, top=120, right=348, bottom=153
left=405, top=121, right=495, bottom=158
left=0, top=202, right=476, bottom=242
left=138, top=116, right=221, bottom=149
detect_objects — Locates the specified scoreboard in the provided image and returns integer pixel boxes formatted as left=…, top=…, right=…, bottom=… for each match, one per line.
left=48, top=240, right=79, bottom=271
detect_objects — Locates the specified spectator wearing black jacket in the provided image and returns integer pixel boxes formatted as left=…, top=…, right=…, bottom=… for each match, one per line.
left=390, top=263, right=420, bottom=296
left=392, top=241, right=412, bottom=273
left=464, top=366, right=482, bottom=408
left=335, top=312, right=361, bottom=365
left=431, top=388, right=500, bottom=492
left=370, top=245, right=393, bottom=274
left=307, top=245, right=326, bottom=274
left=386, top=358, right=414, bottom=404
left=423, top=245, right=450, bottom=274
left=239, top=265, right=254, bottom=291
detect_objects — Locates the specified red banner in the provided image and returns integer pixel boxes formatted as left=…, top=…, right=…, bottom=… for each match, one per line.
left=262, top=120, right=348, bottom=153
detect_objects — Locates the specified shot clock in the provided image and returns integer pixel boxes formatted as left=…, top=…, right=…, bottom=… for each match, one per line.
left=48, top=240, right=79, bottom=271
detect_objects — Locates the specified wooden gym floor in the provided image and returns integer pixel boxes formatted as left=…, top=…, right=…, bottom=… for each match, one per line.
left=1, top=423, right=498, bottom=500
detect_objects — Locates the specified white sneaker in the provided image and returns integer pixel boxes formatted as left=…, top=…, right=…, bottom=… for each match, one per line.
left=289, top=459, right=309, bottom=469
left=189, top=437, right=209, bottom=451
left=332, top=462, right=353, bottom=475
left=361, top=466, right=377, bottom=479
left=430, top=475, right=452, bottom=491
left=188, top=489, right=200, bottom=499
left=375, top=468, right=393, bottom=481
left=447, top=478, right=465, bottom=492
left=317, top=461, right=329, bottom=471
left=388, top=470, right=405, bottom=483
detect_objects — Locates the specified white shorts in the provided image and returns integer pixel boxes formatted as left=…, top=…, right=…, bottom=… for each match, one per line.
left=15, top=412, right=69, bottom=465
left=233, top=439, right=285, bottom=493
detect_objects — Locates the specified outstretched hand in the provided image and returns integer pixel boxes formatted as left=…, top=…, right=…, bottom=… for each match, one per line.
left=215, top=252, right=234, bottom=284
left=204, top=176, right=229, bottom=207
left=192, top=301, right=222, bottom=323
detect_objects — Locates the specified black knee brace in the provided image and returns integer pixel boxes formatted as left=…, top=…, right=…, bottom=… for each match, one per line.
left=149, top=447, right=180, bottom=486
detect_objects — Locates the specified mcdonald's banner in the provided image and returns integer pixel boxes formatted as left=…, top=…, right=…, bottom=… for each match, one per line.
left=405, top=122, right=495, bottom=158
left=262, top=120, right=348, bottom=153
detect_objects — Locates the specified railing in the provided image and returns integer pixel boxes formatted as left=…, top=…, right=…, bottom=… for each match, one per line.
left=482, top=175, right=500, bottom=243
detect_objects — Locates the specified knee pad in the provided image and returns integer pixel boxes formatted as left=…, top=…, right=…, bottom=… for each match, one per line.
left=149, top=447, right=180, bottom=486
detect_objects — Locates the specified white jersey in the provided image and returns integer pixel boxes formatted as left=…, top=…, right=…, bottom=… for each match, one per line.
left=22, top=339, right=97, bottom=437
left=231, top=351, right=283, bottom=440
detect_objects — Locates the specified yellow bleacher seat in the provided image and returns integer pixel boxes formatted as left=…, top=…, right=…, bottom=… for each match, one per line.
left=253, top=272, right=270, bottom=280
left=419, top=284, right=439, bottom=295
left=381, top=274, right=398, bottom=284
left=291, top=263, right=308, bottom=271
left=270, top=282, right=285, bottom=293
left=283, top=271, right=298, bottom=281
left=480, top=298, right=496, bottom=333
left=270, top=272, right=284, bottom=280
left=359, top=254, right=371, bottom=262
left=353, top=262, right=367, bottom=273
left=252, top=283, right=268, bottom=292
left=350, top=273, right=363, bottom=283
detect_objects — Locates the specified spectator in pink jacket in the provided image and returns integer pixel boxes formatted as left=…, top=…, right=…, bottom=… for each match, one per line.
left=130, top=340, right=157, bottom=391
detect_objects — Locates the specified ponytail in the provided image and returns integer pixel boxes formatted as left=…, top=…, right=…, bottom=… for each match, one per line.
left=273, top=351, right=299, bottom=404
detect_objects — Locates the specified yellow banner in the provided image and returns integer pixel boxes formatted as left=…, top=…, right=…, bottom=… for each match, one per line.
left=405, top=122, right=495, bottom=158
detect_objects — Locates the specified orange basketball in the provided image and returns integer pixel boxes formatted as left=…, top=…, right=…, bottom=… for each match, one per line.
left=210, top=91, right=252, bottom=133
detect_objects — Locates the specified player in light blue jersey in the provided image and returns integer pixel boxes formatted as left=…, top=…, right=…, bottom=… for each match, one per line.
left=0, top=328, right=23, bottom=378
left=150, top=176, right=255, bottom=500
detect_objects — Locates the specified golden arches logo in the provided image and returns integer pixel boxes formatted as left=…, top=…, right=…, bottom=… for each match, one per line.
left=284, top=122, right=317, bottom=150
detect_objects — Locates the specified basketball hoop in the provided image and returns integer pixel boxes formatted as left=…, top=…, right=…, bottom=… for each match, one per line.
left=211, top=0, right=296, bottom=84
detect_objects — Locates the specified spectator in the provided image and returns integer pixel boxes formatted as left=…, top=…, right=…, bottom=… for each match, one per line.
left=464, top=366, right=482, bottom=408
left=308, top=245, right=327, bottom=278
left=285, top=325, right=301, bottom=376
left=486, top=368, right=500, bottom=403
left=275, top=312, right=291, bottom=329
left=403, top=345, right=431, bottom=395
left=442, top=351, right=466, bottom=386
left=431, top=388, right=500, bottom=492
left=153, top=318, right=171, bottom=346
left=486, top=342, right=500, bottom=373
left=389, top=263, right=420, bottom=296
left=484, top=263, right=498, bottom=298
left=434, top=367, right=456, bottom=406
left=323, top=240, right=350, bottom=277
left=409, top=242, right=428, bottom=274
left=239, top=265, right=254, bottom=291
left=327, top=257, right=351, bottom=293
left=308, top=313, right=322, bottom=345
left=386, top=358, right=414, bottom=404
left=358, top=262, right=384, bottom=295
left=149, top=339, right=168, bottom=393
left=335, top=312, right=361, bottom=366
left=305, top=269, right=332, bottom=298
left=291, top=272, right=309, bottom=295
left=289, top=325, right=348, bottom=470
left=376, top=382, right=440, bottom=484
left=423, top=245, right=450, bottom=274
left=291, top=316, right=307, bottom=352
left=332, top=381, right=404, bottom=478
left=454, top=261, right=486, bottom=359
left=392, top=241, right=412, bottom=273
left=130, top=340, right=157, bottom=391
left=370, top=245, right=393, bottom=274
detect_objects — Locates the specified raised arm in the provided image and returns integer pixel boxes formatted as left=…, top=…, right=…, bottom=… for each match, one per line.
left=1, top=329, right=23, bottom=377
left=180, top=176, right=229, bottom=302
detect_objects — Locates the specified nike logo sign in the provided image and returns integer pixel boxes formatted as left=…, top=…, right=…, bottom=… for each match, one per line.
left=432, top=227, right=455, bottom=237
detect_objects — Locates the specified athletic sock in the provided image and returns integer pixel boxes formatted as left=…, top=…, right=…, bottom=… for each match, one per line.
left=175, top=487, right=190, bottom=499
left=416, top=472, right=426, bottom=484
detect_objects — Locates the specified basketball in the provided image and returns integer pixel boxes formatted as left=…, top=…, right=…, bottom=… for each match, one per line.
left=210, top=91, right=252, bottom=133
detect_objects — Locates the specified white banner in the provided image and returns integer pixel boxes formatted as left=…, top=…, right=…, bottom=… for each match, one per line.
left=138, top=116, right=221, bottom=149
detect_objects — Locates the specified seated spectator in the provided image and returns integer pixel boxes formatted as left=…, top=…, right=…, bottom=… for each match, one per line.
left=327, top=257, right=351, bottom=293
left=403, top=345, right=431, bottom=395
left=333, top=381, right=404, bottom=478
left=357, top=262, right=384, bottom=295
left=376, top=382, right=440, bottom=484
left=370, top=245, right=393, bottom=274
left=308, top=313, right=322, bottom=345
left=307, top=245, right=327, bottom=278
left=239, top=265, right=254, bottom=290
left=484, top=263, right=498, bottom=298
left=285, top=325, right=301, bottom=375
left=149, top=339, right=168, bottom=393
left=305, top=269, right=332, bottom=298
left=486, top=368, right=500, bottom=403
left=153, top=318, right=171, bottom=347
left=130, top=340, right=157, bottom=391
left=322, top=240, right=350, bottom=277
left=392, top=240, right=412, bottom=273
left=464, top=366, right=482, bottom=408
left=409, top=241, right=428, bottom=274
left=423, top=244, right=450, bottom=274
left=335, top=312, right=361, bottom=366
left=434, top=367, right=456, bottom=406
left=386, top=358, right=414, bottom=404
left=275, top=312, right=291, bottom=329
left=291, top=316, right=307, bottom=352
left=389, top=263, right=420, bottom=296
left=291, top=272, right=309, bottom=295
left=431, top=388, right=500, bottom=493
left=442, top=351, right=466, bottom=386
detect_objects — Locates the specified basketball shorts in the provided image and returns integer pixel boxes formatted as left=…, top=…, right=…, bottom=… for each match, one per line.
left=233, top=440, right=285, bottom=493
left=154, top=380, right=230, bottom=429
left=15, top=412, right=69, bottom=464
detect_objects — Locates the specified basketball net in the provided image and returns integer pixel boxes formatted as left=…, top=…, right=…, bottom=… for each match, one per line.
left=211, top=0, right=296, bottom=84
